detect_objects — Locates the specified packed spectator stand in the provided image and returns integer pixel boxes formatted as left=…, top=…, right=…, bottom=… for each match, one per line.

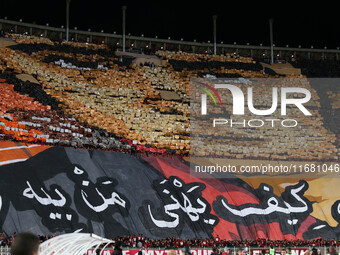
left=0, top=33, right=338, bottom=162
left=0, top=32, right=340, bottom=255
left=1, top=232, right=339, bottom=249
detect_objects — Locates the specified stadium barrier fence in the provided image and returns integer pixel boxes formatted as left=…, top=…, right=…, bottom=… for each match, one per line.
left=0, top=246, right=339, bottom=255
left=1, top=18, right=339, bottom=60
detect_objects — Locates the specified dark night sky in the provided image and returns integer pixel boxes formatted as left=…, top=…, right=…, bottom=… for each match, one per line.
left=1, top=0, right=339, bottom=49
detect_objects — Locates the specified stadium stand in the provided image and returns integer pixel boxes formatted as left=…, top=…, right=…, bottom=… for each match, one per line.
left=0, top=32, right=339, bottom=246
left=0, top=232, right=338, bottom=248
left=0, top=34, right=338, bottom=160
left=190, top=78, right=339, bottom=161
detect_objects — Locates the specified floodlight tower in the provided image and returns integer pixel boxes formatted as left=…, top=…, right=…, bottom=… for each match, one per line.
left=122, top=5, right=127, bottom=52
left=213, top=15, right=218, bottom=55
left=66, top=0, right=71, bottom=41
left=269, top=18, right=274, bottom=64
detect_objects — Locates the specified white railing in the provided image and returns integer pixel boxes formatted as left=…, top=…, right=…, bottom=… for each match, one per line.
left=0, top=246, right=10, bottom=255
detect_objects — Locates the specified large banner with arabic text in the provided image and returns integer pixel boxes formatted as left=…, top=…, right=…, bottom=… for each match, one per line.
left=0, top=143, right=340, bottom=240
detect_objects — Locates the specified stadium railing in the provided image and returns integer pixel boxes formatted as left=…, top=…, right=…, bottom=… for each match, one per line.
left=1, top=18, right=339, bottom=60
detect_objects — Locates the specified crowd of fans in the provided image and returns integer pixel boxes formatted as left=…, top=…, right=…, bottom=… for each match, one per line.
left=0, top=33, right=338, bottom=160
left=1, top=232, right=340, bottom=249
left=0, top=71, right=137, bottom=151
left=0, top=232, right=51, bottom=246
left=110, top=236, right=340, bottom=249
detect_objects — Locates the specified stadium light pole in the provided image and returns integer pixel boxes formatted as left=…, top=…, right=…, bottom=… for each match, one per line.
left=122, top=5, right=127, bottom=52
left=65, top=0, right=71, bottom=41
left=213, top=15, right=218, bottom=55
left=269, top=18, right=274, bottom=64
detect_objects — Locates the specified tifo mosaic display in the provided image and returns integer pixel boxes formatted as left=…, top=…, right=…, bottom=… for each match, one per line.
left=0, top=34, right=338, bottom=160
